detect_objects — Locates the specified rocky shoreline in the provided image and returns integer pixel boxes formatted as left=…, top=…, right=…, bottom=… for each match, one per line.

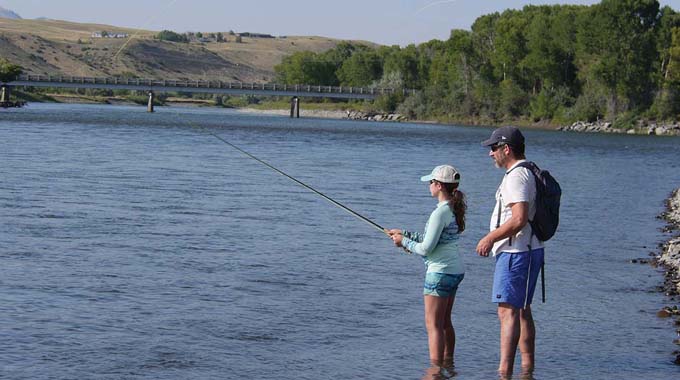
left=655, top=188, right=680, bottom=364
left=239, top=108, right=408, bottom=122
left=344, top=110, right=407, bottom=122
left=560, top=120, right=680, bottom=136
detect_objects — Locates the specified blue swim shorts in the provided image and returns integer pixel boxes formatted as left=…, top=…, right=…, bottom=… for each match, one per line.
left=423, top=272, right=465, bottom=297
left=492, top=248, right=544, bottom=309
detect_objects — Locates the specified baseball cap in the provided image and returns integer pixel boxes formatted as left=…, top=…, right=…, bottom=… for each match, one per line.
left=481, top=126, right=525, bottom=147
left=420, top=165, right=461, bottom=184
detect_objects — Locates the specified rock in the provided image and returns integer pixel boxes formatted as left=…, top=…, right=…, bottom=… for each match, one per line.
left=631, top=258, right=651, bottom=264
left=561, top=119, right=680, bottom=135
left=658, top=309, right=672, bottom=318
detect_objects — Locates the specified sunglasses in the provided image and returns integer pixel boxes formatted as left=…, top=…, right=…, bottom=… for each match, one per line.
left=490, top=143, right=507, bottom=152
left=429, top=180, right=438, bottom=185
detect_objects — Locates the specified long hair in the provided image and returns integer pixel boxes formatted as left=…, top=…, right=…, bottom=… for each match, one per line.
left=441, top=182, right=467, bottom=233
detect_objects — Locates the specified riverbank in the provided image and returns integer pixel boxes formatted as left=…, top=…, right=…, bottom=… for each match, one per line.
left=14, top=93, right=408, bottom=122
left=560, top=120, right=680, bottom=136
left=656, top=188, right=680, bottom=364
left=237, top=107, right=347, bottom=119
left=238, top=107, right=408, bottom=122
left=8, top=93, right=680, bottom=135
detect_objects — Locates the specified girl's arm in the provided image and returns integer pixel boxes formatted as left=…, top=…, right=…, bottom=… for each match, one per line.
left=401, top=211, right=446, bottom=257
left=402, top=229, right=423, bottom=242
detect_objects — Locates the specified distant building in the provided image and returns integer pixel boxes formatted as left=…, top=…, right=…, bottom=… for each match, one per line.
left=238, top=32, right=274, bottom=39
left=91, top=31, right=129, bottom=39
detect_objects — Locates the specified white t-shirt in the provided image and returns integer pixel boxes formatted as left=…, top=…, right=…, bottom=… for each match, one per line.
left=489, top=160, right=544, bottom=256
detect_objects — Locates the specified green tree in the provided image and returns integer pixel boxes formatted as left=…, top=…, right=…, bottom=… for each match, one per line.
left=576, top=0, right=660, bottom=115
left=337, top=50, right=383, bottom=86
left=0, top=58, right=22, bottom=82
left=655, top=6, right=680, bottom=83
left=156, top=30, right=188, bottom=43
left=380, top=44, right=420, bottom=89
left=274, top=51, right=337, bottom=85
left=491, top=10, right=529, bottom=84
left=372, top=71, right=405, bottom=112
left=470, top=12, right=501, bottom=83
left=520, top=6, right=577, bottom=94
left=499, top=78, right=529, bottom=117
left=653, top=26, right=680, bottom=119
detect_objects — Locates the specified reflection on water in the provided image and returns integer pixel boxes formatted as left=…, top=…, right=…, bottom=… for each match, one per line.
left=422, top=364, right=457, bottom=380
left=2, top=103, right=680, bottom=379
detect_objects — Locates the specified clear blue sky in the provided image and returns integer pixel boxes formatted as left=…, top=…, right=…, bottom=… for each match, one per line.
left=2, top=0, right=680, bottom=46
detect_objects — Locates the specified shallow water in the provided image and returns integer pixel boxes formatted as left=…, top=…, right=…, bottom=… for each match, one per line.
left=1, top=103, right=679, bottom=379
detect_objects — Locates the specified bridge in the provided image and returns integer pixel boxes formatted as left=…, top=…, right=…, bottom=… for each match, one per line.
left=2, top=74, right=415, bottom=116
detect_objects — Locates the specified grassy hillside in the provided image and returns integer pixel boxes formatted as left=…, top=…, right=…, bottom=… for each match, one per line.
left=0, top=18, right=372, bottom=83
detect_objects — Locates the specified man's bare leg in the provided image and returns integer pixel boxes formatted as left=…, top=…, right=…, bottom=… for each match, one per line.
left=497, top=303, right=520, bottom=376
left=519, top=306, right=536, bottom=371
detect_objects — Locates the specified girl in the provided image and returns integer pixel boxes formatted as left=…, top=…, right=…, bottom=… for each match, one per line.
left=387, top=164, right=467, bottom=367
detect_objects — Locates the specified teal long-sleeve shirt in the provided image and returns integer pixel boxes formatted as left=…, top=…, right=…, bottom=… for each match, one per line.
left=402, top=201, right=465, bottom=274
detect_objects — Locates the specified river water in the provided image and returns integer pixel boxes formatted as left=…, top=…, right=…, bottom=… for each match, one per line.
left=1, top=103, right=679, bottom=379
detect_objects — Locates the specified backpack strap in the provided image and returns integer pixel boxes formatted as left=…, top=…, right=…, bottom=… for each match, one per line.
left=511, top=162, right=538, bottom=251
left=495, top=194, right=502, bottom=229
left=514, top=162, right=546, bottom=303
left=500, top=164, right=526, bottom=247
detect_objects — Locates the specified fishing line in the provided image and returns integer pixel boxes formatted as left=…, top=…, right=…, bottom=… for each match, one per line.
left=112, top=0, right=180, bottom=61
left=37, top=0, right=398, bottom=240
left=104, top=0, right=390, bottom=237
left=205, top=129, right=389, bottom=236
left=415, top=0, right=459, bottom=15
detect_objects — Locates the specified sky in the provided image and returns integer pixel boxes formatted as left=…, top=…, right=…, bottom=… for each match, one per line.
left=2, top=0, right=680, bottom=46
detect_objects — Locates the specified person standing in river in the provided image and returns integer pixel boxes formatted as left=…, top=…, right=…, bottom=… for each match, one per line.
left=476, top=126, right=545, bottom=377
left=386, top=165, right=467, bottom=368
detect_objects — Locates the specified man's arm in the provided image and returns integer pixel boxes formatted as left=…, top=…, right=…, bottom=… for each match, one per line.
left=476, top=201, right=528, bottom=257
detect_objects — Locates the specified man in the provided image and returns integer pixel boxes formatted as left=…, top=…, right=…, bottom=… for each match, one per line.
left=476, top=126, right=545, bottom=377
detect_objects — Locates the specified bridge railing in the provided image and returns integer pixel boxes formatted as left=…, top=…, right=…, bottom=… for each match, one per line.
left=16, top=74, right=417, bottom=97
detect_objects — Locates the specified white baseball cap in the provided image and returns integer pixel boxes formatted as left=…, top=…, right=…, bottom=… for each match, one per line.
left=420, top=165, right=461, bottom=184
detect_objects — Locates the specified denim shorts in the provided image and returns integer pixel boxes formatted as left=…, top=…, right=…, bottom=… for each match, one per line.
left=423, top=272, right=465, bottom=297
left=492, top=248, right=544, bottom=309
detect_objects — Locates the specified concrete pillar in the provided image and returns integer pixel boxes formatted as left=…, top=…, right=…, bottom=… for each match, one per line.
left=147, top=91, right=154, bottom=113
left=290, top=96, right=300, bottom=118
left=0, top=85, right=9, bottom=103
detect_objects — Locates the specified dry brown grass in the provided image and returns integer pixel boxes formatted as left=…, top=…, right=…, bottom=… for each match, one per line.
left=0, top=18, right=377, bottom=82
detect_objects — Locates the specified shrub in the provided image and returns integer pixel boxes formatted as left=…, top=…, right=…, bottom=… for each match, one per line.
left=156, top=30, right=189, bottom=43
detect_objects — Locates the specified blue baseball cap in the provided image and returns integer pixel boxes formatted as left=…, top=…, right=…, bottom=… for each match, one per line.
left=481, top=126, right=525, bottom=147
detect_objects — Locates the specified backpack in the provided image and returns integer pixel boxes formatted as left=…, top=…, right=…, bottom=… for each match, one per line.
left=515, top=161, right=562, bottom=241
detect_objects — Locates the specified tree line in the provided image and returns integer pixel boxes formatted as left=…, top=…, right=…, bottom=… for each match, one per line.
left=274, top=0, right=680, bottom=127
left=156, top=30, right=239, bottom=43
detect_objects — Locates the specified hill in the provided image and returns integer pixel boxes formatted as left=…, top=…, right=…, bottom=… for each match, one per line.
left=0, top=18, right=374, bottom=82
left=0, top=6, right=21, bottom=19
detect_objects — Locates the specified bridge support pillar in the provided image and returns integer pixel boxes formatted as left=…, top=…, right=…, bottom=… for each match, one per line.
left=290, top=96, right=300, bottom=118
left=147, top=91, right=155, bottom=113
left=0, top=85, right=10, bottom=104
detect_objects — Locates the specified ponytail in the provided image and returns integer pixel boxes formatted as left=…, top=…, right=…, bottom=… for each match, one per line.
left=442, top=183, right=466, bottom=233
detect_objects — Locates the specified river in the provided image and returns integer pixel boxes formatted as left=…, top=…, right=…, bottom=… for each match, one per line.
left=2, top=103, right=679, bottom=379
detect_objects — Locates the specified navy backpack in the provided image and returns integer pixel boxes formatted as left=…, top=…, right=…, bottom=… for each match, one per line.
left=515, top=161, right=561, bottom=241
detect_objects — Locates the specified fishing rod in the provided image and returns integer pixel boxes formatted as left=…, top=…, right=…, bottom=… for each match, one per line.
left=88, top=0, right=390, bottom=238
left=207, top=131, right=389, bottom=236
